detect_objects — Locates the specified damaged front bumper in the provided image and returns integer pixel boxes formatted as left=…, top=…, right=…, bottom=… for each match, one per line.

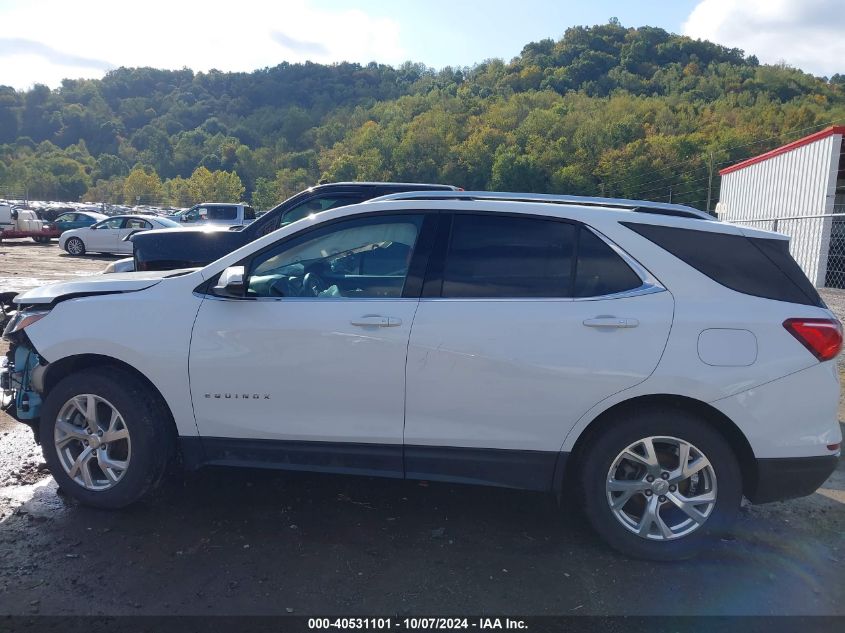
left=1, top=339, right=46, bottom=436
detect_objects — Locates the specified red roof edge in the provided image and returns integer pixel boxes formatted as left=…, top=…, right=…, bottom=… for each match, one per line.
left=719, top=126, right=845, bottom=176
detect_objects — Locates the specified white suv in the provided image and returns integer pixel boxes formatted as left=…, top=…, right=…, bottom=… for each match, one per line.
left=2, top=192, right=841, bottom=560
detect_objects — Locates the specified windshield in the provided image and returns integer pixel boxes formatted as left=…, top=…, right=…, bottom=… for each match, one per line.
left=155, top=217, right=181, bottom=228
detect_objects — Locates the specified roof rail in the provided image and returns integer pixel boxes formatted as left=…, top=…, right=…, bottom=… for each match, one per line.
left=369, top=191, right=714, bottom=221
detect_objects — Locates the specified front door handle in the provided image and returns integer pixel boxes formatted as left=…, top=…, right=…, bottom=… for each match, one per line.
left=583, top=317, right=639, bottom=328
left=350, top=315, right=402, bottom=327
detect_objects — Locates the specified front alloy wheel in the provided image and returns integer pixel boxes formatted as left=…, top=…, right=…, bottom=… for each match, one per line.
left=54, top=394, right=131, bottom=491
left=606, top=436, right=717, bottom=541
left=41, top=367, right=175, bottom=508
left=65, top=237, right=85, bottom=255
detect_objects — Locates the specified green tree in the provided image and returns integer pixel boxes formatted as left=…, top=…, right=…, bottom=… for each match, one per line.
left=123, top=167, right=163, bottom=204
left=0, top=87, right=20, bottom=144
left=162, top=176, right=194, bottom=207
left=85, top=176, right=126, bottom=203
left=2, top=21, right=845, bottom=209
left=251, top=177, right=280, bottom=210
left=187, top=167, right=245, bottom=202
left=93, top=154, right=129, bottom=181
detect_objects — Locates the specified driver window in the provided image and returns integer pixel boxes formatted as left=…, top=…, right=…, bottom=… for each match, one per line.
left=97, top=218, right=124, bottom=229
left=247, top=215, right=423, bottom=299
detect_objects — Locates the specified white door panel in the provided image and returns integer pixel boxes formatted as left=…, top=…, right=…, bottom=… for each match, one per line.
left=88, top=227, right=119, bottom=252
left=189, top=298, right=419, bottom=442
left=82, top=228, right=105, bottom=251
left=115, top=229, right=136, bottom=254
left=404, top=291, right=674, bottom=451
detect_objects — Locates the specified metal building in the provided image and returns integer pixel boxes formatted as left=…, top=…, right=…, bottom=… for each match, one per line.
left=716, top=126, right=845, bottom=288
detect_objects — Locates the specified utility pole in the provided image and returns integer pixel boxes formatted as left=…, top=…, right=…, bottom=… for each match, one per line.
left=705, top=151, right=715, bottom=213
left=668, top=185, right=673, bottom=203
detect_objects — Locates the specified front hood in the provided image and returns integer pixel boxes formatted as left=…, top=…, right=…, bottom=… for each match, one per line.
left=14, top=269, right=194, bottom=305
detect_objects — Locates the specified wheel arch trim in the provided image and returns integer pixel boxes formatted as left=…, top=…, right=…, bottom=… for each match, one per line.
left=559, top=393, right=757, bottom=499
left=40, top=353, right=179, bottom=440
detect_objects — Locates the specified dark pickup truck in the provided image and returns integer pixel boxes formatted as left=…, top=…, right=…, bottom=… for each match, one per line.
left=122, top=182, right=457, bottom=272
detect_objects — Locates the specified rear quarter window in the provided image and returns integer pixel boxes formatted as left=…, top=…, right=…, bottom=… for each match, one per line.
left=622, top=222, right=823, bottom=307
left=208, top=206, right=237, bottom=221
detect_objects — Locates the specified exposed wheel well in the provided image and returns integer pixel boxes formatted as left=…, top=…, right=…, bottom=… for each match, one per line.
left=42, top=354, right=178, bottom=441
left=565, top=394, right=757, bottom=499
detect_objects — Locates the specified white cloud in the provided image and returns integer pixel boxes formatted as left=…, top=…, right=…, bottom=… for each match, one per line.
left=0, top=0, right=406, bottom=90
left=683, top=0, right=845, bottom=77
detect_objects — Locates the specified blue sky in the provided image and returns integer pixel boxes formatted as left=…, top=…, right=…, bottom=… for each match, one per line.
left=311, top=0, right=700, bottom=69
left=0, top=0, right=842, bottom=90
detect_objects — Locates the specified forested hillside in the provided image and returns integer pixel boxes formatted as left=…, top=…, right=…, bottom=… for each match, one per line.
left=2, top=20, right=844, bottom=210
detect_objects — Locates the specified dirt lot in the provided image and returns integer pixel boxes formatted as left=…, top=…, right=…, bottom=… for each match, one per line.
left=0, top=240, right=842, bottom=616
left=0, top=238, right=119, bottom=292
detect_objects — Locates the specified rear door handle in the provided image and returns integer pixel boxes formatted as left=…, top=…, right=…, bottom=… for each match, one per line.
left=350, top=315, right=402, bottom=327
left=583, top=317, right=639, bottom=328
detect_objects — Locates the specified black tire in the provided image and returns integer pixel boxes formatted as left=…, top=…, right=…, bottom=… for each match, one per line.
left=580, top=405, right=742, bottom=560
left=65, top=237, right=85, bottom=255
left=40, top=367, right=175, bottom=509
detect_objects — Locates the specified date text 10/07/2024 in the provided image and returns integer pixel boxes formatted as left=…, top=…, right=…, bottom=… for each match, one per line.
left=307, top=618, right=528, bottom=630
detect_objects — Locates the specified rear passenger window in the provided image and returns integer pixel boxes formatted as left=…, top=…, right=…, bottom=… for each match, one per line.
left=442, top=215, right=575, bottom=298
left=208, top=206, right=237, bottom=221
left=244, top=206, right=256, bottom=220
left=574, top=229, right=642, bottom=297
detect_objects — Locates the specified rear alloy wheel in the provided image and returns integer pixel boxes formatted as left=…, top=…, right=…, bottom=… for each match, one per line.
left=65, top=237, right=85, bottom=255
left=580, top=407, right=741, bottom=560
left=41, top=367, right=174, bottom=508
left=606, top=436, right=717, bottom=541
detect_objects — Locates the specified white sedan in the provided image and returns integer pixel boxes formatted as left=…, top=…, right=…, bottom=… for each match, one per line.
left=59, top=215, right=182, bottom=256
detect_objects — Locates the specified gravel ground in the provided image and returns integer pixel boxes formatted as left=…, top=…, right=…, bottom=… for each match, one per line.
left=0, top=240, right=842, bottom=616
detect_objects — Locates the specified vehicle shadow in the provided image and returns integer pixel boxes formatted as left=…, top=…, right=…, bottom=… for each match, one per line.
left=0, top=239, right=56, bottom=246
left=0, top=461, right=842, bottom=616
left=56, top=252, right=121, bottom=262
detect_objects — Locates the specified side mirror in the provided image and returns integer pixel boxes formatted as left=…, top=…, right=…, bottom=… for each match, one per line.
left=213, top=266, right=246, bottom=298
left=181, top=216, right=188, bottom=222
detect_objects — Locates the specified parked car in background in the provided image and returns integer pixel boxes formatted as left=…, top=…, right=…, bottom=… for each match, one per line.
left=46, top=211, right=107, bottom=235
left=0, top=204, right=61, bottom=243
left=168, top=203, right=255, bottom=227
left=3, top=192, right=840, bottom=560
left=60, top=215, right=182, bottom=256
left=107, top=182, right=458, bottom=273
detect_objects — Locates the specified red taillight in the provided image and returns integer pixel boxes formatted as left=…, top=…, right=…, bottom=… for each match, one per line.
left=783, top=318, right=843, bottom=361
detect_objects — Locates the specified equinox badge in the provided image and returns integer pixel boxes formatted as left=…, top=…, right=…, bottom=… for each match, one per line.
left=205, top=393, right=271, bottom=400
